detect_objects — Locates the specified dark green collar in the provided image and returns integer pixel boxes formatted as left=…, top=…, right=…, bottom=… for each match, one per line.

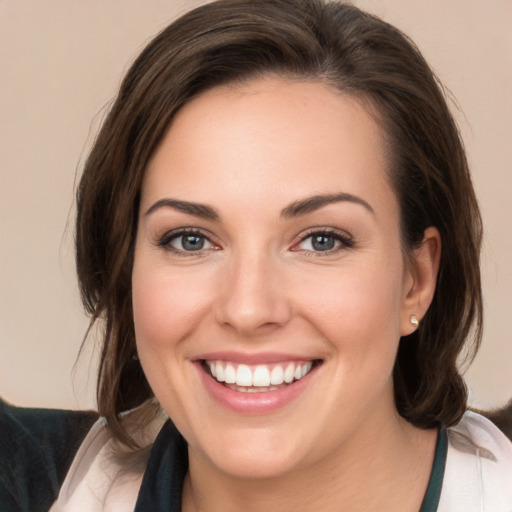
left=418, top=428, right=448, bottom=512
left=134, top=420, right=188, bottom=512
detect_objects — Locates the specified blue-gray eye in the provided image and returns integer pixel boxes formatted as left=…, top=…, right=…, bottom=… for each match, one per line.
left=296, top=231, right=353, bottom=253
left=168, top=233, right=212, bottom=252
left=182, top=234, right=204, bottom=251
left=311, top=234, right=336, bottom=251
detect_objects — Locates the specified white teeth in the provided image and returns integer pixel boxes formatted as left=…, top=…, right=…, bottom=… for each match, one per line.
left=215, top=361, right=224, bottom=382
left=206, top=360, right=316, bottom=389
left=284, top=363, right=295, bottom=383
left=224, top=363, right=236, bottom=384
left=236, top=364, right=253, bottom=386
left=252, top=365, right=271, bottom=386
left=301, top=361, right=312, bottom=377
left=270, top=365, right=284, bottom=385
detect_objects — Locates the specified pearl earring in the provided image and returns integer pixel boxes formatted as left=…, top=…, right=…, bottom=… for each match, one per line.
left=410, top=314, right=419, bottom=328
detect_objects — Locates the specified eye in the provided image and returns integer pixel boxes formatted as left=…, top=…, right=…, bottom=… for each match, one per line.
left=303, top=233, right=337, bottom=251
left=293, top=229, right=354, bottom=254
left=158, top=229, right=217, bottom=254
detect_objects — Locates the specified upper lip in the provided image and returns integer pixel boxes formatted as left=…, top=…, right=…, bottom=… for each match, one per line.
left=193, top=351, right=319, bottom=365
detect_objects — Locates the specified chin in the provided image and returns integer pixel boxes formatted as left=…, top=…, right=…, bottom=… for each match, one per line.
left=190, top=426, right=310, bottom=480
left=209, top=451, right=303, bottom=480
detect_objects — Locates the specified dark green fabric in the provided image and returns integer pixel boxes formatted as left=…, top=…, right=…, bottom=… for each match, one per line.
left=0, top=398, right=98, bottom=512
left=134, top=420, right=188, bottom=512
left=418, top=428, right=448, bottom=512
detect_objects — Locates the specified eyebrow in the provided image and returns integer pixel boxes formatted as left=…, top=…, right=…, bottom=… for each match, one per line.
left=280, top=193, right=374, bottom=218
left=145, top=198, right=221, bottom=221
left=144, top=192, right=374, bottom=221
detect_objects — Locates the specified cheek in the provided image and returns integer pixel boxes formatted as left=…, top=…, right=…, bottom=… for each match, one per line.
left=294, top=258, right=405, bottom=359
left=131, top=260, right=213, bottom=356
left=131, top=259, right=215, bottom=418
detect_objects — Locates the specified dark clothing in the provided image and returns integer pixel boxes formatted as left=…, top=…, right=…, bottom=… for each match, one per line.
left=0, top=399, right=97, bottom=512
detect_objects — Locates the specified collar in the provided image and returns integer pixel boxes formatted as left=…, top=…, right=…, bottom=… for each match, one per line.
left=134, top=420, right=188, bottom=512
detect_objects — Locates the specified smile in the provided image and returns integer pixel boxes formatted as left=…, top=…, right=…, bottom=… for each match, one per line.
left=195, top=354, right=322, bottom=414
left=204, top=360, right=314, bottom=392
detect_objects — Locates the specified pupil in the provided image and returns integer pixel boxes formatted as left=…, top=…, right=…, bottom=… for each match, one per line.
left=312, top=235, right=335, bottom=251
left=182, top=235, right=204, bottom=251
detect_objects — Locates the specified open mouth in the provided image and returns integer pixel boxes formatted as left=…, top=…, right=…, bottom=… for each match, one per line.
left=201, top=359, right=321, bottom=393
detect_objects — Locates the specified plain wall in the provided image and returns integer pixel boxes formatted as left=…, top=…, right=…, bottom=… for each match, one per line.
left=1, top=0, right=511, bottom=411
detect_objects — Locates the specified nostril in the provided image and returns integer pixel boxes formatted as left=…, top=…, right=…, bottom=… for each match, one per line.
left=213, top=300, right=293, bottom=335
left=212, top=266, right=293, bottom=333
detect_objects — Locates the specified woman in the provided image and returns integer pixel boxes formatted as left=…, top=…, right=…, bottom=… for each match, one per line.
left=1, top=0, right=511, bottom=510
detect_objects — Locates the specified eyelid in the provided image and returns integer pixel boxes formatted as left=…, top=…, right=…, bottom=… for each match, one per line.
left=292, top=227, right=355, bottom=254
left=156, top=227, right=221, bottom=253
left=296, top=226, right=353, bottom=241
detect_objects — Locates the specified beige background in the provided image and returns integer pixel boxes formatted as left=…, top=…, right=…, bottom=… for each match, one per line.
left=1, top=0, right=511, bottom=411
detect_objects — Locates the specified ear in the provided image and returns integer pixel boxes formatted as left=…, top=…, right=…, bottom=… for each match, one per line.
left=400, top=227, right=441, bottom=336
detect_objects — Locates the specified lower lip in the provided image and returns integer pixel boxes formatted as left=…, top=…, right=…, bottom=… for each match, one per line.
left=196, top=363, right=318, bottom=414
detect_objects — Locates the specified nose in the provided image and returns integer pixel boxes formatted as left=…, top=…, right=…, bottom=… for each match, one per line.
left=213, top=251, right=292, bottom=336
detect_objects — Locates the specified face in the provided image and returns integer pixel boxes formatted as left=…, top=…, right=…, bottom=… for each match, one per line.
left=132, top=77, right=419, bottom=479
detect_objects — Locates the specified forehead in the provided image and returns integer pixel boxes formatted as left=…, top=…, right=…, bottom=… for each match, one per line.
left=142, top=77, right=395, bottom=218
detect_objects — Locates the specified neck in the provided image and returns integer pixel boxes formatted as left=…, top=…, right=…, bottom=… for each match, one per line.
left=182, top=409, right=437, bottom=512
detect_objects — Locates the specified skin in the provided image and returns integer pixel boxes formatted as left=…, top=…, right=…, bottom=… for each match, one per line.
left=132, top=77, right=441, bottom=511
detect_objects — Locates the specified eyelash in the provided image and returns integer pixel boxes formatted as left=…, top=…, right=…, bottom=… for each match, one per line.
left=293, top=228, right=355, bottom=255
left=157, top=228, right=218, bottom=257
left=156, top=227, right=355, bottom=257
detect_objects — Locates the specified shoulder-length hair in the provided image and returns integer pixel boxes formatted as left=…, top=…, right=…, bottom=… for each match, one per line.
left=76, top=0, right=482, bottom=447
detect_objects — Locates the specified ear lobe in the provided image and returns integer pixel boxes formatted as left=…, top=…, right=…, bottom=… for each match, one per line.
left=401, top=227, right=441, bottom=336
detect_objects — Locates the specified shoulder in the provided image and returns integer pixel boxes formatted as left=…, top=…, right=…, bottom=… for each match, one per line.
left=51, top=402, right=169, bottom=511
left=0, top=398, right=98, bottom=512
left=450, top=410, right=512, bottom=459
left=438, top=410, right=512, bottom=511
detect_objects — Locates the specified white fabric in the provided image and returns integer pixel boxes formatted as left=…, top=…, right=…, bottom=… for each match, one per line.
left=49, top=415, right=165, bottom=512
left=438, top=411, right=512, bottom=511
left=51, top=410, right=512, bottom=511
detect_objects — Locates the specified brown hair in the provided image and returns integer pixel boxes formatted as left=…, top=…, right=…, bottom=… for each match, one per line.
left=76, top=0, right=482, bottom=447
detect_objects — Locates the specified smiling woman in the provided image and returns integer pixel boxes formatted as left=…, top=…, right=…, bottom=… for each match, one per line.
left=131, top=79, right=441, bottom=490
left=2, top=0, right=512, bottom=511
